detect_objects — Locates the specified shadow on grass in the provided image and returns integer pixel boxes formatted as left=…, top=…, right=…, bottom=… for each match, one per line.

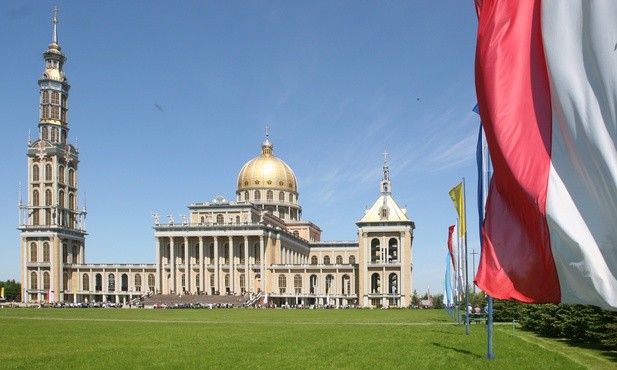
left=565, top=340, right=617, bottom=364
left=431, top=342, right=483, bottom=359
left=522, top=329, right=617, bottom=364
left=429, top=329, right=460, bottom=336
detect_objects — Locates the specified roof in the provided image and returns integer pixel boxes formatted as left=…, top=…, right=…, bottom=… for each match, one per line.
left=358, top=193, right=410, bottom=223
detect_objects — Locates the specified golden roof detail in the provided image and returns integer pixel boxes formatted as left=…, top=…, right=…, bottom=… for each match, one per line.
left=237, top=138, right=298, bottom=192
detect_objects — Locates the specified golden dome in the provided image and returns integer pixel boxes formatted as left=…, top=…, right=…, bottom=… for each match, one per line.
left=237, top=138, right=298, bottom=193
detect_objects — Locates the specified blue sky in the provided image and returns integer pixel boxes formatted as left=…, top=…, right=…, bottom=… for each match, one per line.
left=0, top=1, right=480, bottom=295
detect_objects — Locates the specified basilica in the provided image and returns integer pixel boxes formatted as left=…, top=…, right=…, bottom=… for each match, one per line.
left=19, top=11, right=415, bottom=308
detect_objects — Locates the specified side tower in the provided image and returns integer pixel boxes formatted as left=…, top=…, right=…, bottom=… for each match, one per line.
left=356, top=152, right=415, bottom=308
left=19, top=8, right=87, bottom=304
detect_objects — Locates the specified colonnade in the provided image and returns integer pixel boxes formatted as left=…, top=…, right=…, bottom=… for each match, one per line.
left=156, top=233, right=270, bottom=296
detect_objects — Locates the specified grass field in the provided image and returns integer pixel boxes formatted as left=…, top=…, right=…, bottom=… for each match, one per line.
left=0, top=308, right=614, bottom=369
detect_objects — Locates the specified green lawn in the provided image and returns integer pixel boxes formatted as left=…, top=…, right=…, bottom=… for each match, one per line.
left=0, top=308, right=614, bottom=369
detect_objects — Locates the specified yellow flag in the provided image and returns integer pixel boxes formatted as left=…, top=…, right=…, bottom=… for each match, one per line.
left=1, top=287, right=4, bottom=298
left=449, top=182, right=466, bottom=236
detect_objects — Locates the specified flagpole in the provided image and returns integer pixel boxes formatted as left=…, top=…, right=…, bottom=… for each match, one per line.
left=463, top=177, right=470, bottom=336
left=456, top=219, right=461, bottom=326
left=482, top=125, right=495, bottom=359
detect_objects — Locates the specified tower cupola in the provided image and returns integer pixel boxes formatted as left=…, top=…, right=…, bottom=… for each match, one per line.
left=39, top=6, right=70, bottom=144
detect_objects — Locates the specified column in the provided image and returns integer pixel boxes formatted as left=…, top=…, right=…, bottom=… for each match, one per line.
left=213, top=236, right=219, bottom=294
left=259, top=235, right=265, bottom=294
left=184, top=236, right=189, bottom=293
left=170, top=237, right=175, bottom=294
left=155, top=237, right=161, bottom=294
left=199, top=236, right=204, bottom=294
left=399, top=232, right=405, bottom=307
left=229, top=236, right=234, bottom=294
left=21, top=238, right=27, bottom=303
left=244, top=236, right=250, bottom=294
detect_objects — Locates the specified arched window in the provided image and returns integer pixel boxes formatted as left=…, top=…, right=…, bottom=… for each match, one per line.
left=289, top=193, right=294, bottom=203
left=254, top=190, right=261, bottom=201
left=42, top=106, right=50, bottom=120
left=32, top=209, right=40, bottom=226
left=240, top=274, right=245, bottom=291
left=278, top=274, right=286, bottom=294
left=388, top=238, right=398, bottom=262
left=311, top=256, right=318, bottom=265
left=43, top=242, right=50, bottom=262
left=30, top=242, right=38, bottom=262
left=342, top=274, right=351, bottom=295
left=45, top=189, right=52, bottom=206
left=31, top=272, right=38, bottom=290
left=45, top=164, right=52, bottom=181
left=33, top=190, right=39, bottom=206
left=69, top=194, right=75, bottom=210
left=308, top=274, right=318, bottom=294
left=325, top=275, right=334, bottom=295
left=371, top=273, right=380, bottom=294
left=389, top=273, right=398, bottom=295
left=121, top=274, right=129, bottom=291
left=294, top=274, right=302, bottom=294
left=33, top=165, right=40, bottom=182
left=348, top=255, right=356, bottom=265
left=43, top=272, right=50, bottom=290
left=216, top=214, right=224, bottom=224
left=244, top=191, right=249, bottom=201
left=68, top=168, right=74, bottom=186
left=323, top=256, right=330, bottom=265
left=72, top=244, right=78, bottom=263
left=224, top=274, right=230, bottom=292
left=59, top=166, right=65, bottom=183
left=181, top=274, right=186, bottom=292
left=266, top=190, right=273, bottom=201
left=135, top=274, right=142, bottom=292
left=108, top=273, right=115, bottom=292
left=82, top=274, right=89, bottom=291
left=51, top=92, right=59, bottom=104
left=371, top=239, right=380, bottom=262
left=279, top=192, right=285, bottom=202
left=148, top=274, right=155, bottom=291
left=95, top=274, right=102, bottom=291
left=59, top=190, right=65, bottom=208
left=335, top=255, right=343, bottom=265
left=42, top=91, right=49, bottom=104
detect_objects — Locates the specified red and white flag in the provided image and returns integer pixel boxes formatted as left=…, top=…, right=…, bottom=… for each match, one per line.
left=475, top=0, right=617, bottom=310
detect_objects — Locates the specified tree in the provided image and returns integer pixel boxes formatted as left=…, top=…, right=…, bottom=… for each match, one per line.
left=0, top=280, right=21, bottom=302
left=432, top=294, right=444, bottom=309
left=411, top=290, right=420, bottom=308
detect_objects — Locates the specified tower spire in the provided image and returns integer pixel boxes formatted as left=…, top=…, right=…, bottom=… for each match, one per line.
left=381, top=150, right=391, bottom=195
left=261, top=124, right=273, bottom=156
left=52, top=6, right=59, bottom=45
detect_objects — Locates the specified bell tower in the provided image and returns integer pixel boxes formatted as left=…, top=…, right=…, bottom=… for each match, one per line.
left=19, top=8, right=87, bottom=304
left=356, top=152, right=415, bottom=308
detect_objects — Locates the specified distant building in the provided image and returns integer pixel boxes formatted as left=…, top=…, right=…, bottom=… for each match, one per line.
left=19, top=10, right=415, bottom=308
